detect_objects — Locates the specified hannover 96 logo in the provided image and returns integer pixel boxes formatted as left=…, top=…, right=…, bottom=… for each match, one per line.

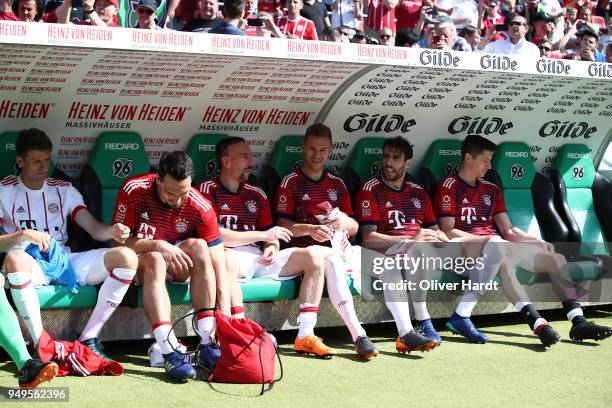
left=112, top=158, right=133, bottom=178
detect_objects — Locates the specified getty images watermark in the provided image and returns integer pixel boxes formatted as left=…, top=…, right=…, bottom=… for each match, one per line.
left=370, top=253, right=500, bottom=292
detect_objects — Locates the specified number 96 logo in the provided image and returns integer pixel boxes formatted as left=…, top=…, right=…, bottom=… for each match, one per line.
left=112, top=158, right=134, bottom=178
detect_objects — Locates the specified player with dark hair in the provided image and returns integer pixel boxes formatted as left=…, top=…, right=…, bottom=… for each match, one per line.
left=113, top=151, right=230, bottom=381
left=435, top=135, right=612, bottom=346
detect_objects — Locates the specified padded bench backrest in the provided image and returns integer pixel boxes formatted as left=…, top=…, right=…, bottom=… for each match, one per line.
left=343, top=137, right=385, bottom=198
left=184, top=133, right=228, bottom=184
left=551, top=144, right=609, bottom=256
left=260, top=135, right=303, bottom=199
left=418, top=139, right=462, bottom=197
left=79, top=132, right=150, bottom=224
left=490, top=142, right=541, bottom=238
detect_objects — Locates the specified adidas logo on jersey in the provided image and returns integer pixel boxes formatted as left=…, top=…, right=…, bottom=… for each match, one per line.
left=16, top=206, right=25, bottom=214
left=141, top=212, right=149, bottom=220
left=462, top=198, right=469, bottom=204
left=386, top=201, right=393, bottom=208
left=221, top=203, right=230, bottom=210
left=302, top=194, right=311, bottom=201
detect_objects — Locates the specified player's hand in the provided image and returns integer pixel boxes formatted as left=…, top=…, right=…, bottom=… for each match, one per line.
left=259, top=244, right=278, bottom=265
left=412, top=228, right=444, bottom=242
left=83, top=0, right=94, bottom=12
left=321, top=211, right=352, bottom=230
left=157, top=241, right=194, bottom=275
left=263, top=226, right=292, bottom=243
left=285, top=33, right=299, bottom=39
left=309, top=224, right=334, bottom=242
left=21, top=229, right=51, bottom=252
left=110, top=223, right=131, bottom=243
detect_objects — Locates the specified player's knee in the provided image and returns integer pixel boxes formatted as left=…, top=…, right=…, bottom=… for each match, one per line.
left=184, top=238, right=209, bottom=262
left=4, top=251, right=32, bottom=272
left=224, top=251, right=239, bottom=278
left=139, top=252, right=167, bottom=273
left=105, top=247, right=138, bottom=270
left=304, top=247, right=325, bottom=276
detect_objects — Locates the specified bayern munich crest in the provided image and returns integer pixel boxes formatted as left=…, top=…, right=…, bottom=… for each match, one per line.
left=412, top=198, right=421, bottom=209
left=483, top=194, right=491, bottom=206
left=246, top=200, right=257, bottom=213
left=47, top=202, right=59, bottom=214
left=327, top=189, right=338, bottom=201
left=175, top=218, right=188, bottom=233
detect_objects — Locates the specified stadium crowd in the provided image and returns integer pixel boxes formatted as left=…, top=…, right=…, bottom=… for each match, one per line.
left=0, top=0, right=610, bottom=62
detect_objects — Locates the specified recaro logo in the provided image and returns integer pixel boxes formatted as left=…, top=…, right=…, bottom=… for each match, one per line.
left=5, top=143, right=14, bottom=150
left=286, top=146, right=302, bottom=153
left=505, top=151, right=529, bottom=158
left=105, top=143, right=139, bottom=150
left=364, top=147, right=382, bottom=155
left=567, top=153, right=589, bottom=159
left=198, top=144, right=215, bottom=152
left=439, top=149, right=460, bottom=156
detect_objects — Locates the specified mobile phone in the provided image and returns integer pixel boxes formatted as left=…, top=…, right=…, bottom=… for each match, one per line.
left=247, top=18, right=263, bottom=27
left=495, top=24, right=507, bottom=31
left=432, top=35, right=441, bottom=43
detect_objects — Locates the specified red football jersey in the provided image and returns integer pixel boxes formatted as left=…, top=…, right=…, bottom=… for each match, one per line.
left=355, top=177, right=436, bottom=238
left=197, top=178, right=273, bottom=232
left=366, top=0, right=396, bottom=32
left=274, top=168, right=353, bottom=247
left=112, top=173, right=222, bottom=246
left=275, top=16, right=319, bottom=40
left=433, top=175, right=506, bottom=236
left=396, top=0, right=422, bottom=30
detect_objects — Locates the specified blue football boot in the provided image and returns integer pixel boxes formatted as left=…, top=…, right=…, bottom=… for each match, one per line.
left=446, top=312, right=489, bottom=344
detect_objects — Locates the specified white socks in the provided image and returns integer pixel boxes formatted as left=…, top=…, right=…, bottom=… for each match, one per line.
left=80, top=268, right=135, bottom=341
left=325, top=256, right=366, bottom=341
left=8, top=272, right=43, bottom=346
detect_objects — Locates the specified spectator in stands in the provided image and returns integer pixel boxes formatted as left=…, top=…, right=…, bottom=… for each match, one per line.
left=573, top=26, right=606, bottom=61
left=210, top=0, right=246, bottom=34
left=537, top=38, right=559, bottom=57
left=338, top=24, right=356, bottom=41
left=57, top=0, right=119, bottom=27
left=606, top=43, right=612, bottom=63
left=182, top=0, right=223, bottom=32
left=322, top=26, right=342, bottom=41
left=452, top=0, right=478, bottom=30
left=430, top=21, right=471, bottom=51
left=238, top=0, right=258, bottom=35
left=478, top=0, right=504, bottom=33
left=259, top=0, right=283, bottom=17
left=395, top=27, right=420, bottom=46
left=365, top=0, right=398, bottom=38
left=301, top=0, right=330, bottom=37
left=351, top=30, right=368, bottom=42
left=0, top=0, right=17, bottom=20
left=331, top=0, right=362, bottom=30
left=531, top=11, right=556, bottom=43
left=600, top=16, right=612, bottom=52
left=135, top=0, right=162, bottom=29
left=253, top=12, right=286, bottom=37
left=564, top=6, right=578, bottom=32
left=478, top=13, right=540, bottom=57
left=11, top=0, right=43, bottom=21
left=378, top=26, right=394, bottom=45
left=276, top=0, right=319, bottom=40
left=460, top=24, right=481, bottom=50
left=576, top=4, right=599, bottom=32
left=395, top=0, right=426, bottom=31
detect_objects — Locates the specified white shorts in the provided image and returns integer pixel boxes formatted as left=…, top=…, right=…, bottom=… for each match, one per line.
left=6, top=248, right=110, bottom=286
left=231, top=246, right=300, bottom=281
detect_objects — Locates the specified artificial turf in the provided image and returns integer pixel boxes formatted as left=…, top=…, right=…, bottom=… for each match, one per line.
left=1, top=306, right=611, bottom=408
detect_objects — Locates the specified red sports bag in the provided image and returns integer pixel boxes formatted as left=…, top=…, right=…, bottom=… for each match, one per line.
left=209, top=310, right=283, bottom=394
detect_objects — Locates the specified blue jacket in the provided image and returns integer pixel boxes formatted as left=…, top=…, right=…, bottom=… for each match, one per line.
left=25, top=239, right=80, bottom=294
